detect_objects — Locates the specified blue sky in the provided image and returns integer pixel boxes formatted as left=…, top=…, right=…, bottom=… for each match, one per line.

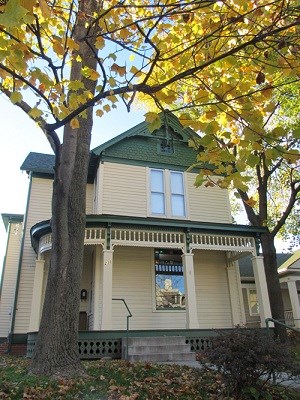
left=0, top=95, right=145, bottom=274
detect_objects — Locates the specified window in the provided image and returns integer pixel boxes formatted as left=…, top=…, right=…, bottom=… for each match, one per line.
left=248, top=289, right=259, bottom=316
left=150, top=169, right=165, bottom=214
left=150, top=169, right=186, bottom=217
left=154, top=249, right=185, bottom=310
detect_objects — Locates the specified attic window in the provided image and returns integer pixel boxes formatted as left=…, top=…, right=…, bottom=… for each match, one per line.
left=158, top=139, right=174, bottom=155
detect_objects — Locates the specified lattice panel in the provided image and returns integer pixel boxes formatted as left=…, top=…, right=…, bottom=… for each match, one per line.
left=27, top=338, right=121, bottom=359
left=78, top=339, right=121, bottom=359
left=185, top=337, right=212, bottom=352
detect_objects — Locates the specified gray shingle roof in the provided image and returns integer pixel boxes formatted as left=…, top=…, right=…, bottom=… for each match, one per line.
left=20, top=152, right=55, bottom=174
left=239, top=253, right=292, bottom=277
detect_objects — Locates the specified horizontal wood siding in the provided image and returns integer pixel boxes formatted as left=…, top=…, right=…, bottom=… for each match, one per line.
left=0, top=222, right=23, bottom=337
left=86, top=184, right=94, bottom=214
left=187, top=173, right=232, bottom=223
left=111, top=247, right=185, bottom=330
left=194, top=250, right=233, bottom=328
left=14, top=178, right=52, bottom=333
left=101, top=163, right=147, bottom=217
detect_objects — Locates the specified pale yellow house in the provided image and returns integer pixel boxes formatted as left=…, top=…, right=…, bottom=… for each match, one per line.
left=0, top=113, right=272, bottom=358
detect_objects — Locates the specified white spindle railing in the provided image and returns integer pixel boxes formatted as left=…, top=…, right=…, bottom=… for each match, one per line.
left=190, top=233, right=255, bottom=253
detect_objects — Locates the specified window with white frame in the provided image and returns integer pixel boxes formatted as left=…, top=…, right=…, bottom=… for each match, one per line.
left=247, top=288, right=259, bottom=316
left=150, top=169, right=186, bottom=217
left=154, top=249, right=185, bottom=310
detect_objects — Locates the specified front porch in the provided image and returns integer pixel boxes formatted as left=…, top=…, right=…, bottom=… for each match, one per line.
left=28, top=216, right=271, bottom=343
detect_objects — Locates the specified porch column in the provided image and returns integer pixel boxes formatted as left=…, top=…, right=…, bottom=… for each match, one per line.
left=100, top=249, right=114, bottom=330
left=92, top=245, right=102, bottom=330
left=287, top=280, right=300, bottom=329
left=28, top=259, right=45, bottom=332
left=251, top=256, right=272, bottom=327
left=226, top=262, right=246, bottom=326
left=182, top=253, right=199, bottom=329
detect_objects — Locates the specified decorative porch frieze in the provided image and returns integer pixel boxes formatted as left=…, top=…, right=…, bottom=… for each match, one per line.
left=38, top=228, right=106, bottom=254
left=110, top=228, right=186, bottom=250
left=190, top=233, right=256, bottom=254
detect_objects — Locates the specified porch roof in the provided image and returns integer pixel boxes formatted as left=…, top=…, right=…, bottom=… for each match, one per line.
left=30, top=214, right=267, bottom=253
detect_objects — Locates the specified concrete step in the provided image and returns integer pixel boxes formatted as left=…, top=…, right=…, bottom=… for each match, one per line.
left=123, top=336, right=195, bottom=363
left=128, top=351, right=196, bottom=363
left=127, top=343, right=192, bottom=355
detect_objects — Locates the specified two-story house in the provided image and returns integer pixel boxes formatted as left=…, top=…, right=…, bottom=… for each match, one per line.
left=0, top=113, right=272, bottom=359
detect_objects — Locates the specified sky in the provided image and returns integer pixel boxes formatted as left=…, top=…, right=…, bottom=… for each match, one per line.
left=0, top=94, right=145, bottom=274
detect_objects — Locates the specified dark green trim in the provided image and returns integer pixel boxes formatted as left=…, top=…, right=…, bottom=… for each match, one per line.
left=1, top=214, right=23, bottom=231
left=30, top=214, right=267, bottom=253
left=9, top=173, right=32, bottom=349
left=100, top=156, right=195, bottom=172
left=10, top=333, right=27, bottom=344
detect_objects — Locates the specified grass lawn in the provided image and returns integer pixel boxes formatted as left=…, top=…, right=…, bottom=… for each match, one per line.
left=0, top=355, right=299, bottom=399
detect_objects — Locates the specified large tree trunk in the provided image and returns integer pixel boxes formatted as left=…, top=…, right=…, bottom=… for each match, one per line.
left=260, top=232, right=287, bottom=342
left=29, top=0, right=99, bottom=377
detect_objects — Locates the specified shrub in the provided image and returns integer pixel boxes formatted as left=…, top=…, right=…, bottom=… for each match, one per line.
left=201, top=327, right=300, bottom=399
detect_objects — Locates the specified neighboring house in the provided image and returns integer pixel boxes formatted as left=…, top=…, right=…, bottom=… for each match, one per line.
left=239, top=252, right=300, bottom=329
left=0, top=113, right=273, bottom=358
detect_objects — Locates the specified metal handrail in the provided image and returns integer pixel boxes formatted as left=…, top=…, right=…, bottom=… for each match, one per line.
left=112, top=298, right=132, bottom=360
left=265, top=318, right=300, bottom=334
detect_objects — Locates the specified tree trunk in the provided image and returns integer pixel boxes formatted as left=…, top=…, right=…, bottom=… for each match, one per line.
left=29, top=0, right=99, bottom=377
left=260, top=232, right=287, bottom=342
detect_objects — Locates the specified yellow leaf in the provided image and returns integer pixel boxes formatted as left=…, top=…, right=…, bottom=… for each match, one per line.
left=20, top=0, right=35, bottom=12
left=130, top=66, right=143, bottom=77
left=29, top=107, right=42, bottom=119
left=95, top=36, right=105, bottom=50
left=39, top=0, right=50, bottom=18
left=96, top=109, right=104, bottom=117
left=103, top=104, right=111, bottom=113
left=70, top=118, right=79, bottom=129
left=10, top=91, right=22, bottom=104
left=144, top=112, right=160, bottom=124
left=66, top=38, right=80, bottom=51
left=244, top=197, right=256, bottom=208
left=53, top=40, right=65, bottom=56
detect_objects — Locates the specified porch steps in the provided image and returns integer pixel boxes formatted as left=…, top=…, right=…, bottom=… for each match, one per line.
left=123, top=336, right=196, bottom=363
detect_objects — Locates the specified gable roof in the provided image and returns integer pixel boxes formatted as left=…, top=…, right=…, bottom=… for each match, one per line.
left=239, top=253, right=291, bottom=277
left=20, top=152, right=55, bottom=175
left=2, top=213, right=23, bottom=231
left=92, top=111, right=196, bottom=155
left=278, top=249, right=300, bottom=272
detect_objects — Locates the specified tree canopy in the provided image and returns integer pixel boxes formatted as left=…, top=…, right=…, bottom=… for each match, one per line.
left=1, top=0, right=299, bottom=375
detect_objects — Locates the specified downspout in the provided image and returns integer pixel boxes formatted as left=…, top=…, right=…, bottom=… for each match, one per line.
left=8, top=172, right=33, bottom=353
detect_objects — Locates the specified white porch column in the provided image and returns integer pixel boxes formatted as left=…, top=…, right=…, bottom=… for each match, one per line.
left=226, top=262, right=246, bottom=326
left=182, top=253, right=199, bottom=329
left=287, top=280, right=300, bottom=329
left=28, top=259, right=45, bottom=332
left=251, top=256, right=272, bottom=327
left=100, top=249, right=114, bottom=330
left=92, top=245, right=102, bottom=330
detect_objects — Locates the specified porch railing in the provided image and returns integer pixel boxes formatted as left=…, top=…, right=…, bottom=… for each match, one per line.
left=112, top=298, right=132, bottom=360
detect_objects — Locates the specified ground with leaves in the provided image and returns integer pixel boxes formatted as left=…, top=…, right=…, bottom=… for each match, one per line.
left=0, top=356, right=299, bottom=400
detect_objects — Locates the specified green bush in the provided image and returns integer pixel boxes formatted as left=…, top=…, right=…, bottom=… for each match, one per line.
left=202, top=327, right=300, bottom=399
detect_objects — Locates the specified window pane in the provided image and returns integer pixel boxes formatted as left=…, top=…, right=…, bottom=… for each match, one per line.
left=170, top=172, right=184, bottom=194
left=151, top=193, right=165, bottom=214
left=171, top=194, right=185, bottom=216
left=155, top=249, right=185, bottom=310
left=151, top=169, right=164, bottom=192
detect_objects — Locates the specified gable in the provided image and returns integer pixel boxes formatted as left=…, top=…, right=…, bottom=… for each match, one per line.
left=92, top=112, right=198, bottom=169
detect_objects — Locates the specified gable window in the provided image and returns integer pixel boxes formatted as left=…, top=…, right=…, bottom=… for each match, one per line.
left=150, top=169, right=186, bottom=217
left=158, top=139, right=174, bottom=155
left=155, top=249, right=185, bottom=310
left=247, top=289, right=259, bottom=316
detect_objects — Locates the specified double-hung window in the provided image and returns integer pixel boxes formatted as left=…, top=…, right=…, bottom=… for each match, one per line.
left=247, top=289, right=259, bottom=316
left=150, top=169, right=186, bottom=218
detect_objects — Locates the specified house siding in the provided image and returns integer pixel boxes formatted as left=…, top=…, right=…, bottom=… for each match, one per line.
left=98, top=162, right=232, bottom=224
left=0, top=221, right=23, bottom=337
left=111, top=247, right=186, bottom=330
left=101, top=163, right=147, bottom=217
left=187, top=174, right=232, bottom=223
left=194, top=250, right=233, bottom=328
